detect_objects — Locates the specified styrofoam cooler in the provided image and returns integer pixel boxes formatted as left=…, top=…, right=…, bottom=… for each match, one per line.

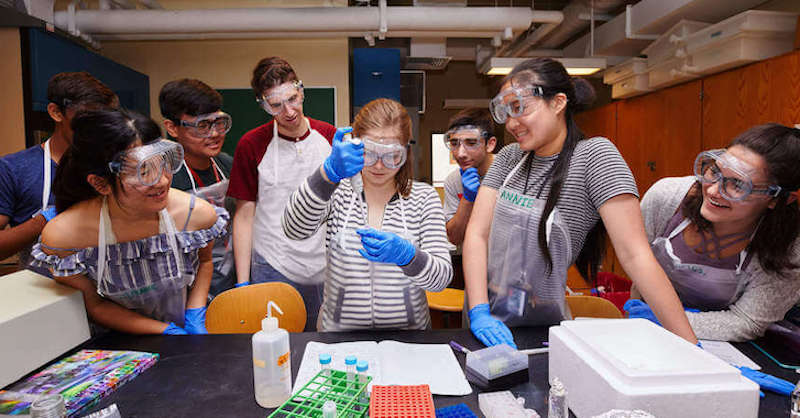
left=643, top=20, right=710, bottom=67
left=549, top=319, right=759, bottom=418
left=685, top=10, right=798, bottom=75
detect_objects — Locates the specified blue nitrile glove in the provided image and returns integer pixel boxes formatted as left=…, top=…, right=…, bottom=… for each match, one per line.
left=162, top=322, right=188, bottom=335
left=41, top=205, right=58, bottom=222
left=356, top=228, right=416, bottom=266
left=737, top=366, right=796, bottom=396
left=323, top=127, right=363, bottom=183
left=460, top=167, right=480, bottom=202
left=235, top=281, right=250, bottom=288
left=468, top=303, right=517, bottom=349
left=623, top=299, right=700, bottom=327
left=184, top=307, right=208, bottom=334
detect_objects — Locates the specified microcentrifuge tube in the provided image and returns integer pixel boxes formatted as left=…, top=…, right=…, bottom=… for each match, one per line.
left=345, top=355, right=357, bottom=382
left=357, top=360, right=370, bottom=405
left=319, top=353, right=332, bottom=377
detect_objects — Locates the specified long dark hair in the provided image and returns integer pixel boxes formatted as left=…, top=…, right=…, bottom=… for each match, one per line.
left=682, top=123, right=800, bottom=277
left=503, top=58, right=599, bottom=280
left=54, top=109, right=161, bottom=212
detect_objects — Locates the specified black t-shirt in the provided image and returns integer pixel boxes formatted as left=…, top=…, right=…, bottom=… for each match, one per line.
left=171, top=152, right=234, bottom=192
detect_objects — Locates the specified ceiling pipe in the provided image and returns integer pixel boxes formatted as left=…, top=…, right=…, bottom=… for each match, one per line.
left=90, top=31, right=504, bottom=41
left=53, top=7, right=563, bottom=38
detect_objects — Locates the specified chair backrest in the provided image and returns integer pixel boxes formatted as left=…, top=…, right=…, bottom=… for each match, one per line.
left=206, top=282, right=307, bottom=333
left=565, top=295, right=623, bottom=319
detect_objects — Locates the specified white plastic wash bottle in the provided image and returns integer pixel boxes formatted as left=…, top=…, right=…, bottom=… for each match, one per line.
left=252, top=301, right=292, bottom=408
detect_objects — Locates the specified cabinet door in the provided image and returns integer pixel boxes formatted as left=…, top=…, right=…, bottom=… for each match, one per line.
left=617, top=80, right=703, bottom=195
left=353, top=48, right=401, bottom=107
left=703, top=50, right=800, bottom=149
left=575, top=102, right=617, bottom=141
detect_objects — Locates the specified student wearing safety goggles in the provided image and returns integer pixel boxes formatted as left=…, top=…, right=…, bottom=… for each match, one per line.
left=625, top=124, right=800, bottom=341
left=30, top=110, right=228, bottom=335
left=462, top=58, right=698, bottom=349
left=442, top=108, right=498, bottom=246
left=160, top=79, right=235, bottom=298
left=282, top=98, right=453, bottom=331
left=227, top=57, right=336, bottom=331
left=0, top=72, right=117, bottom=275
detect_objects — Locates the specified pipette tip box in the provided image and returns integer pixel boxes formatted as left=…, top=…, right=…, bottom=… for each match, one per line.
left=464, top=344, right=529, bottom=390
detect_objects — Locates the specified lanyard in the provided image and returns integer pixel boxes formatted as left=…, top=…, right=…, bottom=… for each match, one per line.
left=183, top=158, right=226, bottom=193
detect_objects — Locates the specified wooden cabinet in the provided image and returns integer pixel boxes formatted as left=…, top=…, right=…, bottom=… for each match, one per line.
left=576, top=102, right=617, bottom=141
left=703, top=50, right=800, bottom=149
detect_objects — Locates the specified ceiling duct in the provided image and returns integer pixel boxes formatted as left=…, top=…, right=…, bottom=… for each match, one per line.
left=405, top=37, right=451, bottom=70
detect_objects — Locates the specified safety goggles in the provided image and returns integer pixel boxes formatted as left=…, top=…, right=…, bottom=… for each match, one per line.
left=178, top=111, right=232, bottom=138
left=693, top=149, right=782, bottom=202
left=444, top=125, right=489, bottom=151
left=108, top=139, right=184, bottom=187
left=256, top=80, right=304, bottom=116
left=361, top=137, right=408, bottom=169
left=489, top=85, right=545, bottom=124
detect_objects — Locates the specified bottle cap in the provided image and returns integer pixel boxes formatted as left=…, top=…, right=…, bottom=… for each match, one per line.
left=345, top=355, right=357, bottom=365
left=319, top=353, right=332, bottom=365
left=356, top=360, right=369, bottom=372
left=261, top=316, right=278, bottom=332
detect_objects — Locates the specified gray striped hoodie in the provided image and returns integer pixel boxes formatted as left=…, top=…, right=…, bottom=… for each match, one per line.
left=282, top=168, right=453, bottom=331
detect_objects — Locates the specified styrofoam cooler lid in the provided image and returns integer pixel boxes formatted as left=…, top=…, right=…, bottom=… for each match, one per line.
left=556, top=319, right=745, bottom=385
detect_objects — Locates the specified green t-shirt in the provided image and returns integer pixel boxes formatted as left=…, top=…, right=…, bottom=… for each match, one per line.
left=171, top=152, right=234, bottom=192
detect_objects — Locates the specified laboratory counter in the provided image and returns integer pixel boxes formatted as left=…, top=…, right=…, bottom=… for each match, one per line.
left=45, top=328, right=800, bottom=417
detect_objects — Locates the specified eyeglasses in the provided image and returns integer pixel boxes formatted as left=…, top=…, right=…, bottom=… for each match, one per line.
left=256, top=80, right=304, bottom=116
left=109, top=139, right=184, bottom=187
left=693, top=149, right=782, bottom=202
left=362, top=138, right=408, bottom=169
left=178, top=112, right=232, bottom=138
left=489, top=85, right=545, bottom=124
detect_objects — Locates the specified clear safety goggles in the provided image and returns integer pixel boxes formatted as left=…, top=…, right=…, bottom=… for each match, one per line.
left=178, top=111, right=232, bottom=138
left=256, top=80, right=304, bottom=116
left=489, top=85, right=545, bottom=124
left=109, top=139, right=184, bottom=187
left=361, top=137, right=408, bottom=169
left=693, top=149, right=782, bottom=202
left=444, top=125, right=489, bottom=151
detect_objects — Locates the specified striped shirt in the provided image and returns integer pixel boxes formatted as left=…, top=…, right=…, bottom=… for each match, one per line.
left=282, top=169, right=453, bottom=331
left=483, top=137, right=638, bottom=264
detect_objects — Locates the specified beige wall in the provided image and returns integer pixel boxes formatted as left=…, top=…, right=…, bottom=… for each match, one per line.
left=100, top=38, right=350, bottom=127
left=0, top=28, right=26, bottom=156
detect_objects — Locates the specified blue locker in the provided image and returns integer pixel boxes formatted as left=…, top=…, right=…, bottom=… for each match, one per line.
left=353, top=48, right=401, bottom=107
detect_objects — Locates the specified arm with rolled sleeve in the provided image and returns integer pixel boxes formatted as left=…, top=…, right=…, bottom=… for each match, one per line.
left=399, top=186, right=453, bottom=292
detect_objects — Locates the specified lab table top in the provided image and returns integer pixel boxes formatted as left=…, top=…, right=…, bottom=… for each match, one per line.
left=21, top=327, right=800, bottom=417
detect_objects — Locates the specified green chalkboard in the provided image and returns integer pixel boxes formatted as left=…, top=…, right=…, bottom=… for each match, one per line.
left=218, top=87, right=336, bottom=157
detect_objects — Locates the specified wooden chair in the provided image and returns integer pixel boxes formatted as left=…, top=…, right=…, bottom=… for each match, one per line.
left=565, top=295, right=623, bottom=319
left=426, top=288, right=464, bottom=329
left=206, top=282, right=307, bottom=333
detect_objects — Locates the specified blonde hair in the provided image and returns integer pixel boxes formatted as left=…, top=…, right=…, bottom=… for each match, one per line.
left=352, top=98, right=414, bottom=197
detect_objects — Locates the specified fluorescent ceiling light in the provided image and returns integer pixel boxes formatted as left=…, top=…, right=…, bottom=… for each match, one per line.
left=482, top=57, right=607, bottom=76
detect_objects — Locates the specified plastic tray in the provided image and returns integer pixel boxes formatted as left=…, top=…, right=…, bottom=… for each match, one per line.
left=370, top=384, right=435, bottom=418
left=611, top=74, right=650, bottom=99
left=685, top=10, right=797, bottom=55
left=268, top=369, right=371, bottom=418
left=642, top=20, right=709, bottom=66
left=603, top=58, right=648, bottom=85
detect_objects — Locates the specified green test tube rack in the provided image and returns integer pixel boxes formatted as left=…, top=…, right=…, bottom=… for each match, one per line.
left=268, top=369, right=372, bottom=418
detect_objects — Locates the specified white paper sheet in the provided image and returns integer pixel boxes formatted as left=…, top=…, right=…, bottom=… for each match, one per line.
left=699, top=339, right=761, bottom=370
left=292, top=340, right=472, bottom=396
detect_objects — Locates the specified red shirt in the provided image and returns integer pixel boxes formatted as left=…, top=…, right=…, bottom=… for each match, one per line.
left=227, top=118, right=336, bottom=202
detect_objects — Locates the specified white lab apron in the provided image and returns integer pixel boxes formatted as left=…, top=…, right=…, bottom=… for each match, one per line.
left=252, top=119, right=331, bottom=285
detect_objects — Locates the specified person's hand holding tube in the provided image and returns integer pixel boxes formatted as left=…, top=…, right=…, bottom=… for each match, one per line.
left=323, top=127, right=363, bottom=183
left=356, top=228, right=415, bottom=266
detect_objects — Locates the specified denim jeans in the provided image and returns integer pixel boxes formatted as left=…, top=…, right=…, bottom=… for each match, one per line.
left=251, top=252, right=323, bottom=332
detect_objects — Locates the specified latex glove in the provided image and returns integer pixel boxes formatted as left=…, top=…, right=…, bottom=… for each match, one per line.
left=184, top=307, right=208, bottom=334
left=623, top=299, right=700, bottom=326
left=235, top=281, right=250, bottom=288
left=356, top=228, right=416, bottom=266
left=162, top=322, right=188, bottom=335
left=737, top=366, right=795, bottom=396
left=468, top=303, right=517, bottom=349
left=460, top=167, right=480, bottom=202
left=323, top=127, right=363, bottom=183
